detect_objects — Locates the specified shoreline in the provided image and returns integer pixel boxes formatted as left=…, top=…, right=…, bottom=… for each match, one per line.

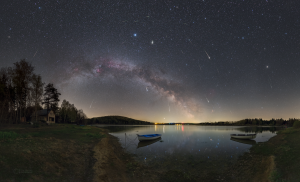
left=0, top=124, right=298, bottom=181
left=93, top=128, right=160, bottom=182
left=98, top=125, right=299, bottom=182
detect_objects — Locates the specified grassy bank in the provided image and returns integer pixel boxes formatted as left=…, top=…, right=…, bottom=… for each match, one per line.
left=0, top=124, right=105, bottom=181
left=225, top=124, right=300, bottom=182
left=252, top=127, right=300, bottom=182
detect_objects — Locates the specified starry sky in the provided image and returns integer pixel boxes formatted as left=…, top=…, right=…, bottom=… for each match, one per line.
left=1, top=0, right=300, bottom=123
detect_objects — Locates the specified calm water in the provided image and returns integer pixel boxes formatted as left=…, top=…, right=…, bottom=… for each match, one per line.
left=96, top=125, right=279, bottom=176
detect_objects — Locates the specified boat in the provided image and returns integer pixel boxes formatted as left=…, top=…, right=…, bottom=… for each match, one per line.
left=137, top=134, right=162, bottom=141
left=230, top=134, right=256, bottom=139
left=137, top=138, right=161, bottom=148
left=230, top=138, right=256, bottom=145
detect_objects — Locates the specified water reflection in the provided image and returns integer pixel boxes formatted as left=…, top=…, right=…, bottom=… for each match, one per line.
left=96, top=125, right=278, bottom=178
left=236, top=126, right=281, bottom=133
left=230, top=138, right=256, bottom=145
left=137, top=138, right=161, bottom=148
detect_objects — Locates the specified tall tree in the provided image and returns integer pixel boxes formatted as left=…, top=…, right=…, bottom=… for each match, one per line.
left=42, top=83, right=61, bottom=114
left=11, top=59, right=34, bottom=123
left=32, top=74, right=44, bottom=122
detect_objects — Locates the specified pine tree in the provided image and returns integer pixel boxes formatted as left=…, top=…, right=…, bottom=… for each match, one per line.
left=42, top=83, right=61, bottom=114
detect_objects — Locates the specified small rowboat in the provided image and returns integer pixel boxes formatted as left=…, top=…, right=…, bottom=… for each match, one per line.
left=230, top=134, right=256, bottom=140
left=137, top=134, right=162, bottom=141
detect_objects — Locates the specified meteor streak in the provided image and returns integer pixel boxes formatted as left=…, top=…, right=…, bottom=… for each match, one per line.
left=205, top=51, right=211, bottom=59
left=206, top=97, right=209, bottom=103
left=33, top=50, right=38, bottom=58
left=90, top=100, right=94, bottom=108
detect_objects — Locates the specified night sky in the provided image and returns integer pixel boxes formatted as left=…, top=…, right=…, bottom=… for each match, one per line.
left=1, top=1, right=300, bottom=123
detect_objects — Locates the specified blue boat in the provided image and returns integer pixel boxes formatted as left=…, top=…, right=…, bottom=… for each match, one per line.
left=137, top=134, right=162, bottom=141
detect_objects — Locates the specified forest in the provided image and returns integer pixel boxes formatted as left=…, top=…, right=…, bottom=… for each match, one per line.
left=0, top=59, right=87, bottom=124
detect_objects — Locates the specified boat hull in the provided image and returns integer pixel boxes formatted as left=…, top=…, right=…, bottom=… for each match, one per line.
left=230, top=134, right=256, bottom=140
left=137, top=134, right=162, bottom=141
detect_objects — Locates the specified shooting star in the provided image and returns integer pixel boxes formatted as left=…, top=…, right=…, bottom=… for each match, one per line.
left=33, top=50, right=38, bottom=58
left=146, top=86, right=149, bottom=91
left=205, top=51, right=211, bottom=60
left=206, top=97, right=209, bottom=103
left=90, top=100, right=94, bottom=108
left=268, top=76, right=272, bottom=89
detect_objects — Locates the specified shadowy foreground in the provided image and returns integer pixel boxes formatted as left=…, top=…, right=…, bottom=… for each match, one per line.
left=0, top=124, right=159, bottom=182
left=224, top=126, right=300, bottom=182
left=1, top=124, right=299, bottom=182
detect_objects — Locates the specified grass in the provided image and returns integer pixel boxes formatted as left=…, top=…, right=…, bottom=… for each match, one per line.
left=0, top=124, right=105, bottom=181
left=249, top=127, right=300, bottom=182
left=0, top=131, right=19, bottom=140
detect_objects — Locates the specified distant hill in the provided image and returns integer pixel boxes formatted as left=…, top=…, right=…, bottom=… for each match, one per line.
left=85, top=116, right=154, bottom=125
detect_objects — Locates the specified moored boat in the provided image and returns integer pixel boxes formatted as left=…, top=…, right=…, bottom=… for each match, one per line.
left=137, top=134, right=162, bottom=141
left=230, top=134, right=256, bottom=140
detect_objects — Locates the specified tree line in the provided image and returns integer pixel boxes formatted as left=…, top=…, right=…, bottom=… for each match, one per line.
left=198, top=118, right=299, bottom=127
left=0, top=59, right=86, bottom=124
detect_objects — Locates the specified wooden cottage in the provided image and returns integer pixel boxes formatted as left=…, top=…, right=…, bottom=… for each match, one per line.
left=31, top=109, right=55, bottom=124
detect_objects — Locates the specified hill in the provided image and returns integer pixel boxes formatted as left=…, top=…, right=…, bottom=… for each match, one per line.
left=86, top=116, right=154, bottom=125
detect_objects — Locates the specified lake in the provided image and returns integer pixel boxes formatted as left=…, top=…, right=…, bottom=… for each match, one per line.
left=96, top=125, right=279, bottom=180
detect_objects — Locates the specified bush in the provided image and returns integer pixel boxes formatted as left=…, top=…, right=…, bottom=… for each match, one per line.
left=293, top=120, right=300, bottom=128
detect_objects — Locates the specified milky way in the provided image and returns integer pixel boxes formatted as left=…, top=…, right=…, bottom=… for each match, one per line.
left=1, top=0, right=300, bottom=122
left=59, top=57, right=201, bottom=119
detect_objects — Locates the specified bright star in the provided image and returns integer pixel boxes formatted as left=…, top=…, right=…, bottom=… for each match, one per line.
left=266, top=66, right=268, bottom=68
left=133, top=34, right=137, bottom=37
left=151, top=40, right=154, bottom=44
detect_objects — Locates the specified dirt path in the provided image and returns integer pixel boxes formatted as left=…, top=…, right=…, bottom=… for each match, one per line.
left=93, top=133, right=160, bottom=182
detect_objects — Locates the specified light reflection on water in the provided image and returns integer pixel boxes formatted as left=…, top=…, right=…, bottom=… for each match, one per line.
left=96, top=125, right=279, bottom=174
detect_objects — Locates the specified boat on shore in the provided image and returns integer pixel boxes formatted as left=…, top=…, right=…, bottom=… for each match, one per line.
left=137, top=138, right=161, bottom=148
left=137, top=134, right=162, bottom=141
left=230, top=134, right=256, bottom=139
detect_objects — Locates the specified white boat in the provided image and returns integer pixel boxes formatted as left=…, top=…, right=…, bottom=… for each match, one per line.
left=230, top=134, right=256, bottom=140
left=137, top=134, right=162, bottom=141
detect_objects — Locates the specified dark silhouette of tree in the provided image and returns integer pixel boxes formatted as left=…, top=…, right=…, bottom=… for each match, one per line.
left=42, top=83, right=61, bottom=114
left=11, top=59, right=34, bottom=123
left=32, top=74, right=44, bottom=122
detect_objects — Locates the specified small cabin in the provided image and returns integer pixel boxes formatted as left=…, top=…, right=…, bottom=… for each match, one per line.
left=31, top=109, right=55, bottom=124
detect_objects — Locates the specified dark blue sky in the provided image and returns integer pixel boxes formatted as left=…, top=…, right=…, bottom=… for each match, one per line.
left=1, top=0, right=300, bottom=122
